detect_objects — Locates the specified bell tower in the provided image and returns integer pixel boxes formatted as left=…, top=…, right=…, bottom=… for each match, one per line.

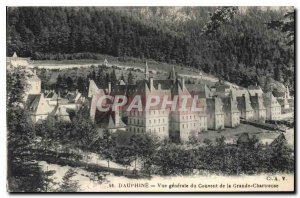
left=145, top=61, right=149, bottom=80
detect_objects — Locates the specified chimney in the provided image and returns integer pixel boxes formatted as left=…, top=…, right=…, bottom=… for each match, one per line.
left=108, top=82, right=111, bottom=94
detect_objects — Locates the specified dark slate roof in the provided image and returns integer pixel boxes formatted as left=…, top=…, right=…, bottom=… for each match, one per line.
left=206, top=96, right=223, bottom=114
left=215, top=84, right=231, bottom=92
left=250, top=95, right=266, bottom=110
left=26, top=94, right=41, bottom=113
left=248, top=87, right=263, bottom=97
left=185, top=84, right=212, bottom=98
left=153, top=79, right=175, bottom=90
left=237, top=92, right=253, bottom=112
left=273, top=91, right=285, bottom=98
left=25, top=94, right=40, bottom=109
left=222, top=97, right=239, bottom=113
left=263, top=92, right=280, bottom=107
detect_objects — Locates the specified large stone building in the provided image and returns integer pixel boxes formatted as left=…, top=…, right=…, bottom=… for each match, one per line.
left=222, top=90, right=240, bottom=128
left=236, top=89, right=254, bottom=120
left=87, top=62, right=287, bottom=142
left=88, top=63, right=242, bottom=142
left=248, top=86, right=267, bottom=122
left=263, top=92, right=282, bottom=120
left=206, top=96, right=225, bottom=130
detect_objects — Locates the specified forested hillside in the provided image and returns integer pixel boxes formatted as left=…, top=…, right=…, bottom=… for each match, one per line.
left=7, top=7, right=294, bottom=91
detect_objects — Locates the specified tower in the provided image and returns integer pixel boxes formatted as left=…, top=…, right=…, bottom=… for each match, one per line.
left=286, top=84, right=290, bottom=99
left=283, top=85, right=290, bottom=109
left=169, top=65, right=177, bottom=84
left=145, top=61, right=149, bottom=80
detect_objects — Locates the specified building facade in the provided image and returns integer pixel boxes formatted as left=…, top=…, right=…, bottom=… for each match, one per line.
left=88, top=62, right=285, bottom=142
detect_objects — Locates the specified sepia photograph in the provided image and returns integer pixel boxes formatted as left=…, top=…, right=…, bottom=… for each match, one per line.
left=6, top=5, right=295, bottom=192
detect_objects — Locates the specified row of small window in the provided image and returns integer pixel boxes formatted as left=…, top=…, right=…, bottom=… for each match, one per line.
left=129, top=127, right=166, bottom=133
left=128, top=118, right=166, bottom=125
left=272, top=108, right=281, bottom=115
left=128, top=127, right=144, bottom=133
left=129, top=110, right=167, bottom=116
left=128, top=118, right=144, bottom=125
left=181, top=115, right=200, bottom=120
left=181, top=122, right=206, bottom=129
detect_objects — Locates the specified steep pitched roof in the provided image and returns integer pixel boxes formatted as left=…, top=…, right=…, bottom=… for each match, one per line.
left=236, top=92, right=253, bottom=112
left=153, top=79, right=175, bottom=90
left=248, top=86, right=263, bottom=97
left=26, top=94, right=41, bottom=111
left=207, top=96, right=224, bottom=114
left=222, top=96, right=239, bottom=113
left=250, top=94, right=266, bottom=110
left=27, top=94, right=52, bottom=115
left=185, top=84, right=212, bottom=98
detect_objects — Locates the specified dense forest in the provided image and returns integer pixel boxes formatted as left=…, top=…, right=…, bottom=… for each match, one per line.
left=7, top=7, right=294, bottom=91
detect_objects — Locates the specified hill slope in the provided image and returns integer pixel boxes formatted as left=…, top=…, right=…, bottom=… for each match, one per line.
left=7, top=7, right=294, bottom=91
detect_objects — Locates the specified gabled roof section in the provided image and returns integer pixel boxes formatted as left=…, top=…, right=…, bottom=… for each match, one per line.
left=248, top=86, right=263, bottom=97
left=237, top=91, right=253, bottom=112
left=26, top=94, right=41, bottom=110
left=185, top=84, right=212, bottom=98
left=249, top=93, right=266, bottom=110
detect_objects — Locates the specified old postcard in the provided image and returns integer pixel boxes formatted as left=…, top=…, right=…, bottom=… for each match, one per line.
left=6, top=6, right=295, bottom=192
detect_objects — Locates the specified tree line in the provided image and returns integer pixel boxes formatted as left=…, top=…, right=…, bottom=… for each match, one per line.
left=50, top=66, right=134, bottom=96
left=7, top=7, right=294, bottom=91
